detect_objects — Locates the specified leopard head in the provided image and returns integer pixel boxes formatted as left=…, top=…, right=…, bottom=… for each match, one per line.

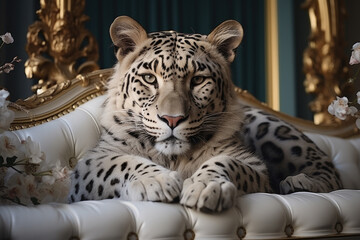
left=105, top=16, right=243, bottom=156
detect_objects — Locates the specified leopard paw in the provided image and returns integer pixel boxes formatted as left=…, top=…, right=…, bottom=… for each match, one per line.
left=123, top=170, right=183, bottom=202
left=280, top=173, right=320, bottom=194
left=180, top=178, right=236, bottom=212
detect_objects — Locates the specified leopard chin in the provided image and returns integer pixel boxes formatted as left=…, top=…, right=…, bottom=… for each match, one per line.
left=155, top=137, right=191, bottom=156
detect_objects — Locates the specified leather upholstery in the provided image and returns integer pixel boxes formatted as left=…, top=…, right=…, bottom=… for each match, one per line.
left=1, top=95, right=360, bottom=239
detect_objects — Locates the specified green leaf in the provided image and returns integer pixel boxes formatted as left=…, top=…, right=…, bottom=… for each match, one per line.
left=14, top=196, right=21, bottom=204
left=31, top=197, right=41, bottom=205
left=6, top=156, right=17, bottom=166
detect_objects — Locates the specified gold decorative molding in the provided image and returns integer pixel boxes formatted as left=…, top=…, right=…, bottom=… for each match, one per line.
left=302, top=0, right=350, bottom=125
left=10, top=69, right=112, bottom=130
left=24, top=0, right=99, bottom=94
left=265, top=0, right=280, bottom=111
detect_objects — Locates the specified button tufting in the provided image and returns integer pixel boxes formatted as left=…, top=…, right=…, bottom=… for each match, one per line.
left=69, top=156, right=77, bottom=168
left=285, top=224, right=294, bottom=237
left=335, top=222, right=343, bottom=233
left=183, top=229, right=195, bottom=240
left=127, top=232, right=138, bottom=240
left=237, top=226, right=246, bottom=239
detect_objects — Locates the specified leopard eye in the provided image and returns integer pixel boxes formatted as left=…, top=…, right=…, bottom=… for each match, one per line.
left=191, top=76, right=207, bottom=86
left=141, top=74, right=157, bottom=85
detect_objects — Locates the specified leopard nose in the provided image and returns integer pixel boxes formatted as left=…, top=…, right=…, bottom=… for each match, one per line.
left=158, top=115, right=186, bottom=129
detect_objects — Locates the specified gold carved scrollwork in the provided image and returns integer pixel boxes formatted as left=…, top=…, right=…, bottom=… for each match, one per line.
left=24, top=0, right=99, bottom=94
left=15, top=80, right=72, bottom=109
left=10, top=69, right=112, bottom=130
left=302, top=0, right=351, bottom=125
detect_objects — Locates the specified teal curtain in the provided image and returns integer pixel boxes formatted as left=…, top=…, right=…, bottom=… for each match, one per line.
left=85, top=0, right=266, bottom=102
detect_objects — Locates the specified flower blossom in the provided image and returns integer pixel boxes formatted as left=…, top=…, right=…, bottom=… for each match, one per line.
left=0, top=108, right=15, bottom=133
left=357, top=91, right=360, bottom=105
left=350, top=42, right=360, bottom=65
left=0, top=90, right=15, bottom=133
left=0, top=89, right=10, bottom=106
left=328, top=96, right=357, bottom=120
left=0, top=135, right=20, bottom=160
left=0, top=32, right=14, bottom=44
left=21, top=136, right=45, bottom=164
left=42, top=161, right=70, bottom=185
left=4, top=174, right=38, bottom=205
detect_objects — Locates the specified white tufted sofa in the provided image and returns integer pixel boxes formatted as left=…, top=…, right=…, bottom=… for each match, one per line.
left=1, top=72, right=360, bottom=239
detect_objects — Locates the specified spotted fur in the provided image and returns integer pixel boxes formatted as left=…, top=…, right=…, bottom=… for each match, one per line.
left=242, top=107, right=342, bottom=193
left=68, top=16, right=342, bottom=212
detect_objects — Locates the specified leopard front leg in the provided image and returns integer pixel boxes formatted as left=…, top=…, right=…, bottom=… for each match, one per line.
left=68, top=154, right=183, bottom=203
left=180, top=155, right=271, bottom=212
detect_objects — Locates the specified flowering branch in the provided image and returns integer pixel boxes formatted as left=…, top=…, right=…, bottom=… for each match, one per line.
left=328, top=42, right=360, bottom=129
left=0, top=32, right=21, bottom=74
left=0, top=56, right=21, bottom=74
left=0, top=77, right=71, bottom=205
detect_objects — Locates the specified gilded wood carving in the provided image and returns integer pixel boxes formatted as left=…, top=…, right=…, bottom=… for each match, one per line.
left=302, top=0, right=352, bottom=125
left=24, top=0, right=99, bottom=94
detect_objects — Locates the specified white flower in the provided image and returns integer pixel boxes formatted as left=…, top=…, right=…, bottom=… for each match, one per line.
left=327, top=96, right=354, bottom=120
left=350, top=42, right=360, bottom=65
left=39, top=175, right=71, bottom=204
left=42, top=161, right=69, bottom=185
left=21, top=136, right=45, bottom=164
left=4, top=173, right=39, bottom=205
left=0, top=89, right=10, bottom=107
left=0, top=89, right=14, bottom=132
left=348, top=106, right=358, bottom=116
left=0, top=134, right=20, bottom=159
left=357, top=91, right=360, bottom=105
left=0, top=32, right=14, bottom=44
left=0, top=108, right=14, bottom=133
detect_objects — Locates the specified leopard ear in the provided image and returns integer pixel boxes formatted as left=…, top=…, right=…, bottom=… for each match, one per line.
left=207, top=20, right=243, bottom=63
left=110, top=16, right=148, bottom=59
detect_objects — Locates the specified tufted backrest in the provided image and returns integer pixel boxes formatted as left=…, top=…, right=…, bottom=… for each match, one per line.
left=9, top=96, right=106, bottom=171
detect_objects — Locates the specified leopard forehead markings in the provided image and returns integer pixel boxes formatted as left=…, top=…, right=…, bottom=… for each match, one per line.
left=129, top=32, right=220, bottom=84
left=118, top=32, right=225, bottom=155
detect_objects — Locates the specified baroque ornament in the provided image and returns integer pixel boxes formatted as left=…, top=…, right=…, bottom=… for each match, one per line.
left=302, top=0, right=350, bottom=125
left=24, top=0, right=99, bottom=94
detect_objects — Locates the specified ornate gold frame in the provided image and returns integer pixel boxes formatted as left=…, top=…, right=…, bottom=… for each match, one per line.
left=10, top=69, right=111, bottom=130
left=24, top=0, right=99, bottom=94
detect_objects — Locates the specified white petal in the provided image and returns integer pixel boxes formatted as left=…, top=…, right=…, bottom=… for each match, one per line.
left=352, top=42, right=360, bottom=50
left=0, top=32, right=14, bottom=44
left=348, top=106, right=358, bottom=116
left=356, top=118, right=360, bottom=129
left=328, top=104, right=335, bottom=115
